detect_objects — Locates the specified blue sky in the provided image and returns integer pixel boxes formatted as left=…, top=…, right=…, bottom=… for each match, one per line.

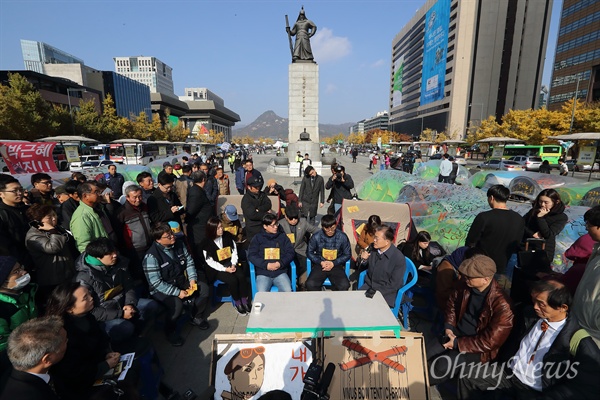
left=0, top=0, right=562, bottom=125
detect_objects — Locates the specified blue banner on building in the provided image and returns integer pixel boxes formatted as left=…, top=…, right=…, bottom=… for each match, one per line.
left=420, top=0, right=450, bottom=106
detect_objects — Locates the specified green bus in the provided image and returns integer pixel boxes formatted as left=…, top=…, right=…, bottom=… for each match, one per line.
left=502, top=145, right=563, bottom=164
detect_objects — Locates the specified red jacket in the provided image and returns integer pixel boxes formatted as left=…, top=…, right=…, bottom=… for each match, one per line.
left=562, top=233, right=595, bottom=294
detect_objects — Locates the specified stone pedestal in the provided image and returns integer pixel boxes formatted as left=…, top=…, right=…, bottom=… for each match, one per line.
left=289, top=62, right=319, bottom=164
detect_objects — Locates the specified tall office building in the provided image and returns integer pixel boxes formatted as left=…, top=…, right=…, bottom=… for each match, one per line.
left=389, top=0, right=553, bottom=138
left=548, top=0, right=600, bottom=110
left=113, top=56, right=174, bottom=95
left=20, top=39, right=84, bottom=74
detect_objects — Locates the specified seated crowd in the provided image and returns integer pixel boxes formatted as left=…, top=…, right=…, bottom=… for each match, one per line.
left=0, top=161, right=599, bottom=399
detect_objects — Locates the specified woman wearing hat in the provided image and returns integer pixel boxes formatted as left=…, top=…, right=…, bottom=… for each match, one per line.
left=0, top=256, right=37, bottom=352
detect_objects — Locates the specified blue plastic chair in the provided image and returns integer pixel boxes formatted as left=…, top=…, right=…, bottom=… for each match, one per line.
left=306, top=259, right=351, bottom=288
left=249, top=261, right=297, bottom=299
left=211, top=279, right=235, bottom=307
left=358, top=256, right=418, bottom=330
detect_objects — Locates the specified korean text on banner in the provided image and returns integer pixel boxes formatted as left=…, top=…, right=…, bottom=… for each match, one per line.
left=0, top=142, right=58, bottom=174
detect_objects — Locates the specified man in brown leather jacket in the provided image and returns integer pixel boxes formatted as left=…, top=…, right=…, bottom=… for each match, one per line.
left=427, top=254, right=513, bottom=386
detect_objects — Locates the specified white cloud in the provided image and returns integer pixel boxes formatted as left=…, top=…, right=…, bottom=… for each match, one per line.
left=325, top=83, right=337, bottom=94
left=371, top=59, right=385, bottom=68
left=311, top=27, right=351, bottom=63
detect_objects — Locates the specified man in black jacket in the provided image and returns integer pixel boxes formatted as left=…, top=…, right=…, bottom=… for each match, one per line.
left=199, top=163, right=218, bottom=210
left=298, top=166, right=325, bottom=225
left=99, top=164, right=125, bottom=198
left=1, top=317, right=66, bottom=400
left=74, top=238, right=159, bottom=345
left=358, top=225, right=405, bottom=307
left=325, top=165, right=354, bottom=215
left=241, top=175, right=271, bottom=244
left=0, top=176, right=31, bottom=267
left=147, top=173, right=184, bottom=226
left=185, top=171, right=213, bottom=256
left=136, top=171, right=155, bottom=203
left=59, top=179, right=80, bottom=230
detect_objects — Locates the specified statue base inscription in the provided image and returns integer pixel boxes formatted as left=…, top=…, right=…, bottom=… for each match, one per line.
left=288, top=62, right=319, bottom=164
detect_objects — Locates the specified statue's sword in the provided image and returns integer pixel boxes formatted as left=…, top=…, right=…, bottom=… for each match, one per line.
left=285, top=15, right=293, bottom=58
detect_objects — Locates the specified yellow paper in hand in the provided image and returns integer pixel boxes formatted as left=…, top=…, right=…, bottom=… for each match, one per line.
left=355, top=223, right=366, bottom=236
left=216, top=246, right=232, bottom=261
left=322, top=248, right=338, bottom=261
left=224, top=226, right=238, bottom=236
left=287, top=233, right=295, bottom=244
left=264, top=248, right=280, bottom=260
left=187, top=282, right=198, bottom=295
left=347, top=205, right=360, bottom=213
left=103, top=285, right=123, bottom=301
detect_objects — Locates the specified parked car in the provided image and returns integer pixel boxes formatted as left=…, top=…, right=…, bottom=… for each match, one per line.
left=70, top=155, right=100, bottom=171
left=454, top=156, right=467, bottom=166
left=567, top=159, right=600, bottom=172
left=429, top=153, right=442, bottom=160
left=477, top=160, right=524, bottom=171
left=508, top=156, right=543, bottom=171
left=81, top=160, right=115, bottom=170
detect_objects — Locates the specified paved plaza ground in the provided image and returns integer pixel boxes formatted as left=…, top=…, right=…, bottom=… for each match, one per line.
left=152, top=151, right=597, bottom=399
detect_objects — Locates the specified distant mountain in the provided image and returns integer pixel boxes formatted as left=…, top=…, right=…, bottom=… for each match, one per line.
left=233, top=110, right=352, bottom=139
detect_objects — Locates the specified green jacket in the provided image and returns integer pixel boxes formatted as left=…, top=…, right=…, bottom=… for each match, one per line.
left=70, top=202, right=108, bottom=253
left=0, top=285, right=37, bottom=352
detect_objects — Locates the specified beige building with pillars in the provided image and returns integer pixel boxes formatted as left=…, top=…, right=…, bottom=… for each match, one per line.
left=389, top=0, right=553, bottom=139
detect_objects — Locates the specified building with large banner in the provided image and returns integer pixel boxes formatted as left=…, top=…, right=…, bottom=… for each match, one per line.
left=548, top=0, right=600, bottom=111
left=389, top=0, right=553, bottom=138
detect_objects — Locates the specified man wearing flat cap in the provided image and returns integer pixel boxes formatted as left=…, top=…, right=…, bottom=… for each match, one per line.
left=427, top=254, right=514, bottom=386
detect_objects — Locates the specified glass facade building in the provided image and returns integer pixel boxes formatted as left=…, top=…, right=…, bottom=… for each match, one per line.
left=102, top=72, right=152, bottom=120
left=20, top=40, right=84, bottom=74
left=548, top=0, right=600, bottom=110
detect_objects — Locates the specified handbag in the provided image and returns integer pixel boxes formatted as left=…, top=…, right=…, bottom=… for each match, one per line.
left=512, top=239, right=550, bottom=304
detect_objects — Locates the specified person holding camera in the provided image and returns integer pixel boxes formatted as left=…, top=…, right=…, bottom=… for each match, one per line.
left=427, top=254, right=513, bottom=386
left=325, top=165, right=354, bottom=214
left=357, top=225, right=406, bottom=307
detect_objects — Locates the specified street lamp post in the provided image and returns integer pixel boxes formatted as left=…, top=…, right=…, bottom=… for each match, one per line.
left=569, top=74, right=581, bottom=133
left=67, top=88, right=86, bottom=135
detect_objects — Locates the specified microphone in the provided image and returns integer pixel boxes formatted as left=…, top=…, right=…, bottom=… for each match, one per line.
left=317, top=363, right=336, bottom=400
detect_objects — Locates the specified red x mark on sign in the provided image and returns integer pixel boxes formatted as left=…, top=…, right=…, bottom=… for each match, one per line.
left=339, top=339, right=408, bottom=373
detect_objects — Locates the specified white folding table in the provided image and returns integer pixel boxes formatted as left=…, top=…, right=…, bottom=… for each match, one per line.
left=246, top=291, right=401, bottom=338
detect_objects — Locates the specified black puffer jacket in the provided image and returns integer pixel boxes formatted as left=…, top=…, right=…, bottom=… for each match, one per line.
left=523, top=202, right=568, bottom=262
left=25, top=226, right=78, bottom=286
left=0, top=201, right=31, bottom=267
left=73, top=252, right=137, bottom=322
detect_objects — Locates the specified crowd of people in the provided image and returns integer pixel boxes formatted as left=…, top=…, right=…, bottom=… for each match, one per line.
left=0, top=150, right=599, bottom=399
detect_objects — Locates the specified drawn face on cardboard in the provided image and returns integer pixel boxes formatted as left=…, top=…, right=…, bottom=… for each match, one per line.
left=226, top=348, right=265, bottom=399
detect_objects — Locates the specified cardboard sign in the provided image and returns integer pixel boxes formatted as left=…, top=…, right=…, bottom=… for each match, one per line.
left=212, top=337, right=312, bottom=399
left=287, top=233, right=296, bottom=244
left=0, top=142, right=58, bottom=174
left=325, top=333, right=430, bottom=400
left=322, top=249, right=337, bottom=261
left=217, top=247, right=232, bottom=261
left=211, top=333, right=429, bottom=400
left=264, top=248, right=280, bottom=260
